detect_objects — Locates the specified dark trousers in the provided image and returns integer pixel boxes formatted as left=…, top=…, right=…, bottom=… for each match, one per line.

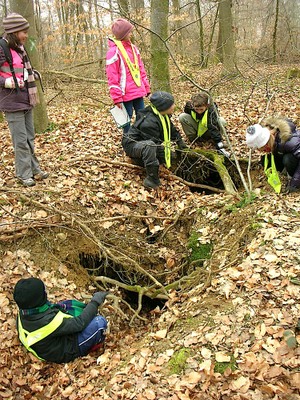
left=123, top=97, right=145, bottom=133
left=122, top=137, right=165, bottom=167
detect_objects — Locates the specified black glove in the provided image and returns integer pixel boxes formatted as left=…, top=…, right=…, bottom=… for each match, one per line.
left=91, top=291, right=109, bottom=306
left=177, top=139, right=188, bottom=150
left=216, top=141, right=230, bottom=158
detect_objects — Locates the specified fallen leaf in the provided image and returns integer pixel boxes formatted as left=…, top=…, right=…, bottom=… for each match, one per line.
left=215, top=351, right=231, bottom=362
left=152, top=329, right=167, bottom=340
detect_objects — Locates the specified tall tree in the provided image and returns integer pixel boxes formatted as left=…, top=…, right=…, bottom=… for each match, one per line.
left=117, top=0, right=129, bottom=17
left=272, top=0, right=279, bottom=62
left=10, top=0, right=48, bottom=132
left=172, top=0, right=184, bottom=59
left=195, top=0, right=205, bottom=66
left=218, top=0, right=236, bottom=72
left=150, top=0, right=170, bottom=92
left=131, top=0, right=145, bottom=21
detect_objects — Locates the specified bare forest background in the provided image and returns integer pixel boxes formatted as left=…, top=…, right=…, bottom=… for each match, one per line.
left=0, top=0, right=299, bottom=95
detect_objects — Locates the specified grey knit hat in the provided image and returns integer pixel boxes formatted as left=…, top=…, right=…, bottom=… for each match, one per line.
left=150, top=91, right=174, bottom=111
left=3, top=13, right=29, bottom=34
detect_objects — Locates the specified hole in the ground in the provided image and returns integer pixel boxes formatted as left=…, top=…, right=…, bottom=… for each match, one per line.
left=79, top=252, right=166, bottom=312
left=123, top=290, right=166, bottom=312
left=174, top=152, right=244, bottom=193
left=79, top=252, right=142, bottom=284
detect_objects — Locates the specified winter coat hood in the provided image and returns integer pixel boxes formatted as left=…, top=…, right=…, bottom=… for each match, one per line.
left=262, top=116, right=294, bottom=143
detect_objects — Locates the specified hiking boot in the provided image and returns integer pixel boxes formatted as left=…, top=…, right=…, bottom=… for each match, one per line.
left=144, top=165, right=160, bottom=189
left=34, top=171, right=49, bottom=180
left=19, top=177, right=35, bottom=187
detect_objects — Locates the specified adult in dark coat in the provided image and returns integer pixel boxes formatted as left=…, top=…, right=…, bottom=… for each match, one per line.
left=122, top=91, right=187, bottom=188
left=246, top=116, right=300, bottom=193
left=13, top=278, right=108, bottom=363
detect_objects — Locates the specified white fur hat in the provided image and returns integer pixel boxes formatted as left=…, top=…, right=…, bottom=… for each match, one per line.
left=246, top=124, right=270, bottom=149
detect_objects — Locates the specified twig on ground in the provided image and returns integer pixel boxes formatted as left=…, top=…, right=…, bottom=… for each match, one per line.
left=19, top=193, right=165, bottom=291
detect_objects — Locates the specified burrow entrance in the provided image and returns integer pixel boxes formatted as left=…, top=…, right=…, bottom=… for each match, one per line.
left=173, top=150, right=248, bottom=192
left=79, top=252, right=168, bottom=313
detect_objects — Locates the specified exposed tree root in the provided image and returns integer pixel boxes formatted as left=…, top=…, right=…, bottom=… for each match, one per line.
left=18, top=194, right=165, bottom=291
left=68, top=155, right=227, bottom=194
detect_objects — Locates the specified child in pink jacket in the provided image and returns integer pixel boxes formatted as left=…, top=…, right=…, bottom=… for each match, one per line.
left=106, top=18, right=150, bottom=132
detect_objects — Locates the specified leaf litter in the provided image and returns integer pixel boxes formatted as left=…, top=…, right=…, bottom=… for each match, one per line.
left=0, top=64, right=300, bottom=399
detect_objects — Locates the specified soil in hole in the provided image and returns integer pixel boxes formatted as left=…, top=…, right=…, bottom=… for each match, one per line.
left=79, top=251, right=167, bottom=312
left=173, top=150, right=248, bottom=192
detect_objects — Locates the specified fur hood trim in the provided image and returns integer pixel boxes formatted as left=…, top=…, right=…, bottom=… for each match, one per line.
left=262, top=116, right=291, bottom=143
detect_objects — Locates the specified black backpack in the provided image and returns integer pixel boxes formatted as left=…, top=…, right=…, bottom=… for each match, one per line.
left=0, top=38, right=20, bottom=89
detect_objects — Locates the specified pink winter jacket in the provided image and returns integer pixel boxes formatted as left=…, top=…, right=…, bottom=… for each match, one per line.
left=0, top=46, right=31, bottom=112
left=105, top=38, right=150, bottom=104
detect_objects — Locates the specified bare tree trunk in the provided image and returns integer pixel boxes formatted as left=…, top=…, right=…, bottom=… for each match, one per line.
left=117, top=0, right=129, bottom=17
left=195, top=0, right=205, bottom=66
left=205, top=4, right=219, bottom=67
left=9, top=0, right=48, bottom=132
left=150, top=0, right=170, bottom=92
left=131, top=0, right=145, bottom=21
left=3, top=0, right=8, bottom=15
left=215, top=4, right=224, bottom=62
left=272, top=0, right=279, bottom=62
left=172, top=0, right=184, bottom=59
left=218, top=0, right=236, bottom=72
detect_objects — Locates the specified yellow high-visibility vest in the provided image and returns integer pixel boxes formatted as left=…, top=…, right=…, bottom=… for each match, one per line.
left=17, top=311, right=72, bottom=360
left=111, top=38, right=141, bottom=87
left=191, top=110, right=208, bottom=137
left=151, top=105, right=171, bottom=168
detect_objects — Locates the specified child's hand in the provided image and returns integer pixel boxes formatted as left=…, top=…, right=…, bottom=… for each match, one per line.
left=4, top=77, right=25, bottom=89
left=18, top=78, right=25, bottom=88
left=92, top=291, right=110, bottom=306
left=4, top=77, right=14, bottom=88
left=216, top=142, right=230, bottom=158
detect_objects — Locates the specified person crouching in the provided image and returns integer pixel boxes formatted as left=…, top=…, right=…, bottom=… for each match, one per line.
left=246, top=116, right=300, bottom=193
left=121, top=91, right=187, bottom=189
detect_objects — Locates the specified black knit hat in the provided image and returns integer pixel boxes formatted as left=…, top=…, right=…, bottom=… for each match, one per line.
left=13, top=278, right=47, bottom=309
left=150, top=91, right=174, bottom=111
left=3, top=13, right=29, bottom=34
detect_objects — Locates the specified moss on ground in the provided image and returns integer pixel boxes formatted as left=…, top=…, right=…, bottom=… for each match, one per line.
left=214, top=355, right=237, bottom=374
left=187, top=231, right=212, bottom=263
left=168, top=348, right=191, bottom=375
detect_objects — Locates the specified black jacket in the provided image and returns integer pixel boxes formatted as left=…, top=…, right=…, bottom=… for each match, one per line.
left=122, top=106, right=184, bottom=153
left=17, top=301, right=99, bottom=363
left=264, top=117, right=300, bottom=188
left=183, top=101, right=222, bottom=144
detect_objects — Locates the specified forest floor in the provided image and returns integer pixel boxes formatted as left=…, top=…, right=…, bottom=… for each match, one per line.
left=0, top=63, right=300, bottom=399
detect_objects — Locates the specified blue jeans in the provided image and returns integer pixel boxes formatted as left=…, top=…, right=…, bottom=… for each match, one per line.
left=123, top=97, right=145, bottom=133
left=77, top=315, right=107, bottom=356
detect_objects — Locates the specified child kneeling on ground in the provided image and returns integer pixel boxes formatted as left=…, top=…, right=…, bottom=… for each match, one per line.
left=122, top=91, right=188, bottom=189
left=13, top=277, right=108, bottom=363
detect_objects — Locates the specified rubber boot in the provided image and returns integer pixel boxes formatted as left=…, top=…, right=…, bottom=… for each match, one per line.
left=144, top=165, right=161, bottom=189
